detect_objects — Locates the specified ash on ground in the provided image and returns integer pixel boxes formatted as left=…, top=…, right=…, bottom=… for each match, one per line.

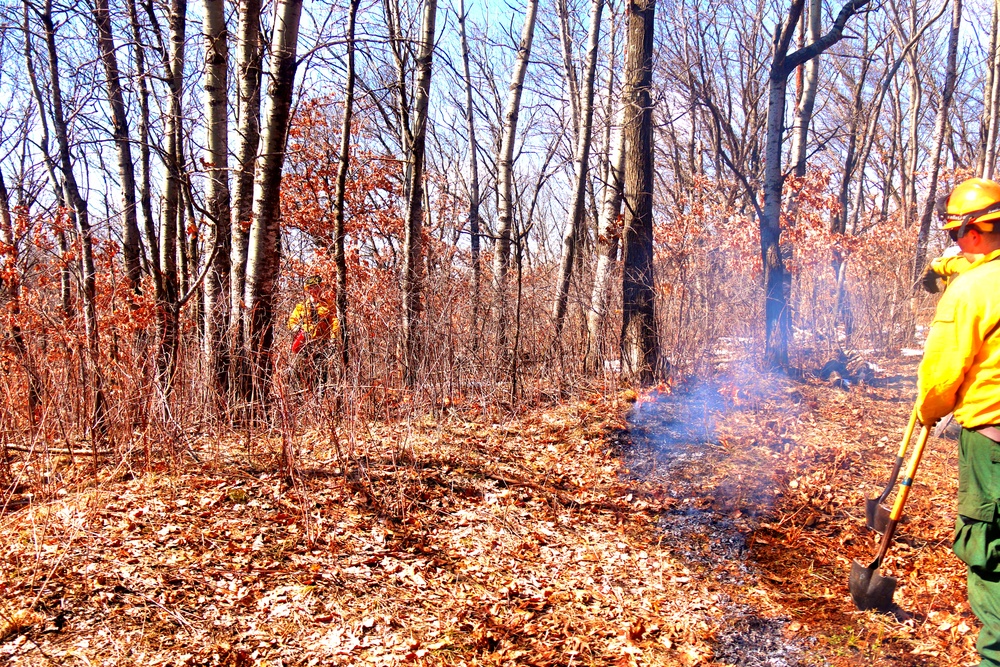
left=626, top=382, right=806, bottom=667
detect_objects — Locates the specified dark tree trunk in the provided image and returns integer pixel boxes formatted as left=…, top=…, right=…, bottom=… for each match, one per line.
left=619, top=0, right=658, bottom=384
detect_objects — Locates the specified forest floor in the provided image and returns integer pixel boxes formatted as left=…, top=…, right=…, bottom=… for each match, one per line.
left=0, top=354, right=979, bottom=666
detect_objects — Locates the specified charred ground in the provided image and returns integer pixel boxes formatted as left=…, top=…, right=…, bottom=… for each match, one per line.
left=0, top=358, right=977, bottom=665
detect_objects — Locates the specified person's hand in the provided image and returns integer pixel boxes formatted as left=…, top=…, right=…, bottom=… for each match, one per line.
left=920, top=266, right=941, bottom=294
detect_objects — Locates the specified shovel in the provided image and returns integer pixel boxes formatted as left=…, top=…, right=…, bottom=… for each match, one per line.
left=849, top=423, right=930, bottom=612
left=865, top=410, right=918, bottom=534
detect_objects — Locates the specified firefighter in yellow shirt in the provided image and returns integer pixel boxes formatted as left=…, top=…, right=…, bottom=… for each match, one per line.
left=288, top=275, right=339, bottom=393
left=915, top=178, right=1000, bottom=667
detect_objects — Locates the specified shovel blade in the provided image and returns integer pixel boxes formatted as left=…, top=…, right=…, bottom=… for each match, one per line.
left=849, top=559, right=897, bottom=611
left=865, top=499, right=893, bottom=534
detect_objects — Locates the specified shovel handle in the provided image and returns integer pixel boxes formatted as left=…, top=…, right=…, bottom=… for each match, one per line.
left=872, top=424, right=930, bottom=565
left=877, top=410, right=918, bottom=504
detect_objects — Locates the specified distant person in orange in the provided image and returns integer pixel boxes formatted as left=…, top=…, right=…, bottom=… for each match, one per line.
left=287, top=275, right=338, bottom=393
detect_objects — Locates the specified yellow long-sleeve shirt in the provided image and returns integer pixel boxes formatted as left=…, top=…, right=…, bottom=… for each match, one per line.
left=288, top=299, right=338, bottom=341
left=931, top=253, right=973, bottom=285
left=917, top=248, right=1000, bottom=427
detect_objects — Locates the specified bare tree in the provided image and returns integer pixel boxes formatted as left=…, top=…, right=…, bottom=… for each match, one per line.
left=553, top=0, right=604, bottom=339
left=759, top=0, right=870, bottom=367
left=788, top=0, right=821, bottom=178
left=620, top=0, right=658, bottom=383
left=401, top=0, right=438, bottom=387
left=457, top=0, right=482, bottom=341
left=913, top=0, right=961, bottom=280
left=493, top=0, right=539, bottom=356
left=0, top=171, right=40, bottom=424
left=126, top=0, right=159, bottom=286
left=229, top=0, right=262, bottom=403
left=980, top=0, right=1000, bottom=179
left=332, top=0, right=361, bottom=371
left=586, top=100, right=625, bottom=371
left=92, top=0, right=142, bottom=293
left=244, top=0, right=304, bottom=403
left=38, top=0, right=108, bottom=437
left=203, top=0, right=232, bottom=397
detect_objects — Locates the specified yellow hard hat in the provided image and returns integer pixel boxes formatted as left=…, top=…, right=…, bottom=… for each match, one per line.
left=304, top=275, right=322, bottom=288
left=941, top=178, right=1000, bottom=232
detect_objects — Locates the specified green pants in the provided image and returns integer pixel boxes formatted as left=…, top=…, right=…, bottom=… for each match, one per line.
left=953, top=428, right=1000, bottom=666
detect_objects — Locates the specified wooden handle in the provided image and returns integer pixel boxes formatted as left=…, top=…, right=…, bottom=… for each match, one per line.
left=895, top=410, right=918, bottom=459
left=889, top=424, right=929, bottom=522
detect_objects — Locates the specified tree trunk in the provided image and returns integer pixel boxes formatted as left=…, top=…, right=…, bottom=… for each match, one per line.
left=332, top=0, right=360, bottom=371
left=586, top=99, right=626, bottom=372
left=850, top=2, right=947, bottom=231
left=458, top=0, right=482, bottom=346
left=156, top=0, right=186, bottom=397
left=553, top=0, right=604, bottom=339
left=126, top=0, right=160, bottom=288
left=903, top=0, right=922, bottom=225
left=23, top=0, right=73, bottom=321
left=557, top=0, right=581, bottom=142
left=913, top=0, right=961, bottom=280
left=203, top=0, right=232, bottom=398
left=401, top=0, right=438, bottom=388
left=92, top=0, right=142, bottom=294
left=788, top=0, right=820, bottom=178
left=230, top=0, right=262, bottom=350
left=41, top=0, right=108, bottom=439
left=493, top=0, right=539, bottom=356
left=760, top=0, right=870, bottom=368
left=620, top=0, right=658, bottom=384
left=244, top=0, right=304, bottom=406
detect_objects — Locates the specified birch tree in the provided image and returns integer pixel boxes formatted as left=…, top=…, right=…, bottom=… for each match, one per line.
left=553, top=0, right=604, bottom=339
left=244, top=0, right=304, bottom=402
left=493, top=0, right=539, bottom=354
left=203, top=0, right=231, bottom=397
left=231, top=0, right=262, bottom=341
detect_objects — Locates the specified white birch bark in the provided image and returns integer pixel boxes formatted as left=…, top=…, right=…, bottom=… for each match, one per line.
left=585, top=100, right=626, bottom=371
left=230, top=0, right=262, bottom=327
left=553, top=0, right=604, bottom=338
left=244, top=0, right=304, bottom=400
left=493, top=0, right=539, bottom=346
left=203, top=0, right=232, bottom=396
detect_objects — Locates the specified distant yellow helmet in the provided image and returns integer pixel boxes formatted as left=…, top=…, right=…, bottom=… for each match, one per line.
left=304, top=275, right=323, bottom=288
left=941, top=178, right=1000, bottom=231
